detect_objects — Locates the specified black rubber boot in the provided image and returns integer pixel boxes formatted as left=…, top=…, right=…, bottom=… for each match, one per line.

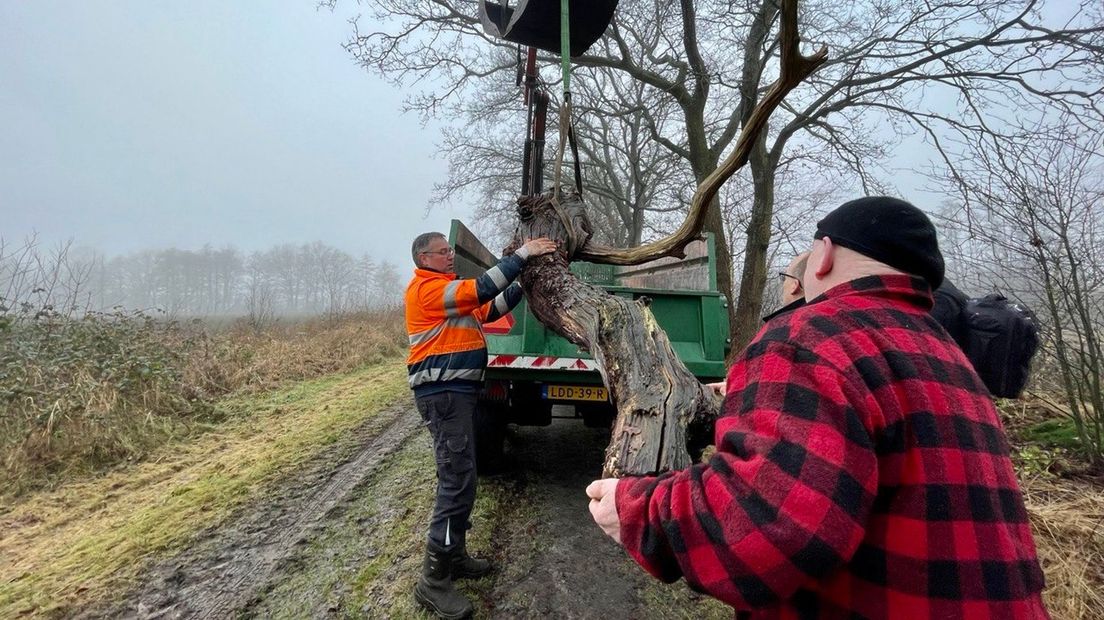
left=450, top=545, right=493, bottom=580
left=414, top=544, right=473, bottom=620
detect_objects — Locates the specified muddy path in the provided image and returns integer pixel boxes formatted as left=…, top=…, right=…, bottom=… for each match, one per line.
left=88, top=407, right=727, bottom=619
left=82, top=402, right=423, bottom=619
left=472, top=416, right=728, bottom=619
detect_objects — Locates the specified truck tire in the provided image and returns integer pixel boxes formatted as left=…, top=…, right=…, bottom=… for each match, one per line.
left=577, top=402, right=615, bottom=428
left=474, top=402, right=508, bottom=474
left=510, top=382, right=553, bottom=426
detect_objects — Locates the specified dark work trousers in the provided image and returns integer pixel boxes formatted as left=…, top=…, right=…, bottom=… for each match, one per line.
left=415, top=390, right=478, bottom=551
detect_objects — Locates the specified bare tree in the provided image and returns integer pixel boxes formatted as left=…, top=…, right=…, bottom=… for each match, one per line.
left=423, top=59, right=690, bottom=250
left=340, top=0, right=1103, bottom=350
left=502, top=0, right=826, bottom=476
left=372, top=260, right=404, bottom=309
left=7, top=241, right=398, bottom=319
left=1, top=234, right=47, bottom=311
left=571, top=74, right=689, bottom=247
left=0, top=235, right=95, bottom=319
left=245, top=251, right=277, bottom=331
left=304, top=242, right=358, bottom=318
left=940, top=118, right=1104, bottom=465
left=356, top=253, right=377, bottom=309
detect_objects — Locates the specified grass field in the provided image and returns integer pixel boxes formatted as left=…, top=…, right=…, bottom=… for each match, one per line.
left=0, top=362, right=409, bottom=617
left=1, top=310, right=406, bottom=503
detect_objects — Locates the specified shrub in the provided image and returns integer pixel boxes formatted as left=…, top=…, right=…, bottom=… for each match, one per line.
left=1, top=306, right=215, bottom=497
left=0, top=304, right=406, bottom=501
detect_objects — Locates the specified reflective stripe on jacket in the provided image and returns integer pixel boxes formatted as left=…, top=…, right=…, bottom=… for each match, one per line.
left=405, top=253, right=526, bottom=393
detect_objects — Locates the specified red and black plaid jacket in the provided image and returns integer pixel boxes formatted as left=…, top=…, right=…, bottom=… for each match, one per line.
left=616, top=275, right=1048, bottom=619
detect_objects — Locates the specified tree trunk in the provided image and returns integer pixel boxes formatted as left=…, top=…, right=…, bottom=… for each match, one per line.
left=731, top=131, right=777, bottom=350
left=702, top=194, right=736, bottom=351
left=511, top=192, right=720, bottom=477
left=728, top=0, right=781, bottom=353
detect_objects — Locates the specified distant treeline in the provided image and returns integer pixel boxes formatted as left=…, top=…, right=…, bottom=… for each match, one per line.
left=1, top=237, right=404, bottom=318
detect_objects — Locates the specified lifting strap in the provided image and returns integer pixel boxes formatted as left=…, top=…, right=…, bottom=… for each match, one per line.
left=552, top=100, right=583, bottom=203
left=559, top=0, right=571, bottom=95
left=499, top=0, right=589, bottom=200
left=552, top=0, right=583, bottom=202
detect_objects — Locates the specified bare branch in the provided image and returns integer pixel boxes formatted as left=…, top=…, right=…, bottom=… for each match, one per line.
left=578, top=0, right=827, bottom=264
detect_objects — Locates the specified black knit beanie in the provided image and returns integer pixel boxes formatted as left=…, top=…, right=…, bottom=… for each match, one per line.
left=814, top=196, right=944, bottom=289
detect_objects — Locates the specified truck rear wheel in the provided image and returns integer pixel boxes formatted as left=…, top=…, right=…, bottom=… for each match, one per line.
left=577, top=402, right=615, bottom=428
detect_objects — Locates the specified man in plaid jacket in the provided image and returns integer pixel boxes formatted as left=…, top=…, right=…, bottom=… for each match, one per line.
left=587, top=197, right=1048, bottom=619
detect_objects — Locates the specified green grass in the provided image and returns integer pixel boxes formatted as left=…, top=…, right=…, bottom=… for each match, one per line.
left=460, top=474, right=544, bottom=617
left=241, top=434, right=439, bottom=619
left=249, top=445, right=545, bottom=619
left=345, top=443, right=439, bottom=619
left=1023, top=418, right=1083, bottom=451
left=638, top=584, right=733, bottom=620
left=0, top=361, right=409, bottom=618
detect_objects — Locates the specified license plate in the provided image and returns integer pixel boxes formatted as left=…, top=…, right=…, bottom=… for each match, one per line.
left=542, top=384, right=608, bottom=402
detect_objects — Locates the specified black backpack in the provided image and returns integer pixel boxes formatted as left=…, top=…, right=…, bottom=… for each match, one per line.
left=932, top=284, right=1040, bottom=398
left=962, top=294, right=1040, bottom=398
left=932, top=281, right=970, bottom=345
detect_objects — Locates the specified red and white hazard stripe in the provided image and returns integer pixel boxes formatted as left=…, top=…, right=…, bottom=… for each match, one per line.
left=486, top=355, right=600, bottom=371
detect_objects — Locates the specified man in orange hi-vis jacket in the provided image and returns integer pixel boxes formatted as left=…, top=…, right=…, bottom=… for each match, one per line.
left=406, top=231, right=556, bottom=619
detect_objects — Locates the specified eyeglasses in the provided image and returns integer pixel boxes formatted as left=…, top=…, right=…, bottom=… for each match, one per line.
left=420, top=247, right=455, bottom=257
left=778, top=271, right=803, bottom=289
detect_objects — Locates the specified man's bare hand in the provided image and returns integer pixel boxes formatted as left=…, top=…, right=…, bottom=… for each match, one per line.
left=706, top=381, right=726, bottom=396
left=522, top=238, right=558, bottom=257
left=586, top=478, right=622, bottom=545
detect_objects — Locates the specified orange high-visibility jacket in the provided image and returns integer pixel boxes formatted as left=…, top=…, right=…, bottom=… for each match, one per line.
left=405, top=250, right=529, bottom=396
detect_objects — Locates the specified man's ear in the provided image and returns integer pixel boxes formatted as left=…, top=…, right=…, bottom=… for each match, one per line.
left=814, top=237, right=835, bottom=278
left=788, top=278, right=802, bottom=297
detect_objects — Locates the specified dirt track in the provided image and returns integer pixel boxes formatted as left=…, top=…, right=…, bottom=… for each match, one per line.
left=87, top=405, right=728, bottom=619
left=76, top=402, right=419, bottom=619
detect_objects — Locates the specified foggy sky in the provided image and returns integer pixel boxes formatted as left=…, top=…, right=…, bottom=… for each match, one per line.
left=1, top=2, right=1009, bottom=271
left=0, top=1, right=463, bottom=266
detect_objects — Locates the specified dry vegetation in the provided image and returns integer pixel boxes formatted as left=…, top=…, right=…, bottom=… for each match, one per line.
left=999, top=397, right=1104, bottom=619
left=0, top=308, right=406, bottom=502
left=1023, top=477, right=1104, bottom=619
left=181, top=309, right=406, bottom=397
left=0, top=362, right=410, bottom=617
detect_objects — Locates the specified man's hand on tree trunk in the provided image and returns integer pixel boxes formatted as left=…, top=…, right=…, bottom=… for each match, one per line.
left=706, top=381, right=726, bottom=396
left=586, top=478, right=621, bottom=544
left=521, top=238, right=558, bottom=258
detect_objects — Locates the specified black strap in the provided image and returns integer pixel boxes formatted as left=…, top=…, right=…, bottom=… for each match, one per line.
left=515, top=44, right=523, bottom=87
left=568, top=122, right=583, bottom=196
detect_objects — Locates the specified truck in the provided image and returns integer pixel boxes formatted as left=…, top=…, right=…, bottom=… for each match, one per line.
left=449, top=220, right=731, bottom=467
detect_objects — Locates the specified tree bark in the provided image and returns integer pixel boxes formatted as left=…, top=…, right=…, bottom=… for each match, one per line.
left=732, top=130, right=777, bottom=350
left=511, top=192, right=720, bottom=477
left=728, top=0, right=780, bottom=352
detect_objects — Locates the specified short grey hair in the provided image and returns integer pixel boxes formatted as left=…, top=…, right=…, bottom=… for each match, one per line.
left=411, top=232, right=446, bottom=267
left=790, top=252, right=811, bottom=279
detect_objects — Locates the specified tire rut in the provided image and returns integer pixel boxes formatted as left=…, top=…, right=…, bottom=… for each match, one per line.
left=85, top=401, right=421, bottom=620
